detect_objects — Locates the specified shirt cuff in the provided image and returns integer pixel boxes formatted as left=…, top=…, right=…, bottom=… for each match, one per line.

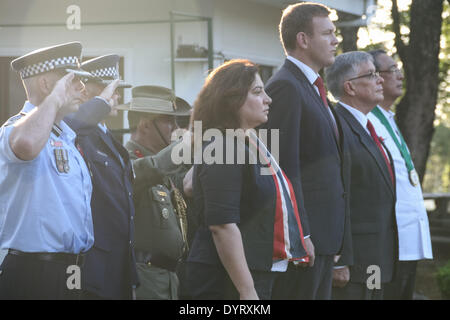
left=333, top=265, right=347, bottom=269
left=94, top=96, right=110, bottom=107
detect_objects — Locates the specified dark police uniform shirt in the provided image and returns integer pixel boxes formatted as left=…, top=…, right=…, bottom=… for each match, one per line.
left=64, top=97, right=138, bottom=299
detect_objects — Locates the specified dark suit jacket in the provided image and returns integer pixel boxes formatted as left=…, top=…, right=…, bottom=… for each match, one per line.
left=335, top=103, right=397, bottom=283
left=263, top=59, right=349, bottom=255
left=65, top=98, right=138, bottom=299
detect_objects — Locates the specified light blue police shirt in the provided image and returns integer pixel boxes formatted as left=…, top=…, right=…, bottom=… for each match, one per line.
left=0, top=102, right=94, bottom=253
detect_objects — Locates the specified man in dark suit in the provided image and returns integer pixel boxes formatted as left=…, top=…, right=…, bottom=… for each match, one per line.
left=64, top=54, right=138, bottom=299
left=265, top=2, right=349, bottom=300
left=325, top=51, right=397, bottom=299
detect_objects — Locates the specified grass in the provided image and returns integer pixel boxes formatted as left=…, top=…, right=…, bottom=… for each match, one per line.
left=414, top=241, right=450, bottom=300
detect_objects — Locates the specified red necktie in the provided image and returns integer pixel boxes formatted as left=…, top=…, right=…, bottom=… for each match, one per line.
left=314, top=76, right=339, bottom=139
left=366, top=120, right=395, bottom=186
left=313, top=76, right=329, bottom=107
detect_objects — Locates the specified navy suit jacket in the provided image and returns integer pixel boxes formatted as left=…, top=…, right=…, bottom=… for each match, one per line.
left=263, top=59, right=349, bottom=255
left=65, top=98, right=138, bottom=299
left=335, top=103, right=397, bottom=283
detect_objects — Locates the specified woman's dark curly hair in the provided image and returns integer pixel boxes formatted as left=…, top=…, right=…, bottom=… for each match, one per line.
left=190, top=59, right=259, bottom=134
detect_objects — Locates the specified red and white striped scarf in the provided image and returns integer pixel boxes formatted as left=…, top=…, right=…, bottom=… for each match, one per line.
left=247, top=132, right=308, bottom=263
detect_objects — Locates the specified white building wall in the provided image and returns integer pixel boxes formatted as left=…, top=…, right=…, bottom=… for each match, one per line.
left=0, top=0, right=286, bottom=132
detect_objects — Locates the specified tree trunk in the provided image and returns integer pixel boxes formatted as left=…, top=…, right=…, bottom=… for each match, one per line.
left=337, top=11, right=359, bottom=52
left=392, top=0, right=444, bottom=182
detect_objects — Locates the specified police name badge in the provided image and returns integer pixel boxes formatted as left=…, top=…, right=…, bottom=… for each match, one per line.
left=409, top=169, right=419, bottom=187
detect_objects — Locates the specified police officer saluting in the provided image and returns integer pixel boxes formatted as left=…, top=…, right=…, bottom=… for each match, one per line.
left=0, top=42, right=96, bottom=299
left=64, top=54, right=138, bottom=300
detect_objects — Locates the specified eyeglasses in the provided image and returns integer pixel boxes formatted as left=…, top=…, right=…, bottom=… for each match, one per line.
left=379, top=67, right=403, bottom=75
left=346, top=71, right=380, bottom=82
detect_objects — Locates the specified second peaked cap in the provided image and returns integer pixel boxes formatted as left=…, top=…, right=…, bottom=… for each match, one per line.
left=81, top=54, right=131, bottom=88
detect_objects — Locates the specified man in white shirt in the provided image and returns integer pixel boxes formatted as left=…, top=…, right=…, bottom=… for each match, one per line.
left=367, top=49, right=433, bottom=300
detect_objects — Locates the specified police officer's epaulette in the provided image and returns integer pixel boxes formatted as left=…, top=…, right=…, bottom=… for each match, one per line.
left=3, top=112, right=27, bottom=127
left=51, top=123, right=63, bottom=137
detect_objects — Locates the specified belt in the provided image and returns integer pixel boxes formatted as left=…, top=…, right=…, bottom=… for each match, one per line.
left=8, top=249, right=86, bottom=267
left=135, top=250, right=179, bottom=272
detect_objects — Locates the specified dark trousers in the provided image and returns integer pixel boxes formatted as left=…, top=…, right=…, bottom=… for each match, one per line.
left=80, top=290, right=104, bottom=300
left=383, top=260, right=418, bottom=300
left=0, top=253, right=81, bottom=300
left=177, top=259, right=192, bottom=300
left=271, top=255, right=334, bottom=300
left=332, top=281, right=384, bottom=300
left=186, top=262, right=278, bottom=300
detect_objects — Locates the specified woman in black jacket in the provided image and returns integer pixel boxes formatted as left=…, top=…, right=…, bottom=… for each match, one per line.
left=186, top=59, right=309, bottom=300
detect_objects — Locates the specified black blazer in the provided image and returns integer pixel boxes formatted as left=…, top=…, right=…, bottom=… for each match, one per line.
left=335, top=103, right=397, bottom=283
left=187, top=139, right=308, bottom=272
left=65, top=98, right=138, bottom=299
left=263, top=59, right=348, bottom=255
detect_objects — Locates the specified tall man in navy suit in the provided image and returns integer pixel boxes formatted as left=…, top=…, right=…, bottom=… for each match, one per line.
left=265, top=2, right=350, bottom=300
left=65, top=54, right=138, bottom=299
left=325, top=51, right=397, bottom=300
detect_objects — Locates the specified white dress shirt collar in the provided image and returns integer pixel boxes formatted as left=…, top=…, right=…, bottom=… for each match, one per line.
left=287, top=55, right=319, bottom=85
left=339, top=101, right=369, bottom=133
left=98, top=122, right=108, bottom=134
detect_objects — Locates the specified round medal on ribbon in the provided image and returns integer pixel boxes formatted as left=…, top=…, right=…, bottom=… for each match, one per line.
left=409, top=169, right=419, bottom=186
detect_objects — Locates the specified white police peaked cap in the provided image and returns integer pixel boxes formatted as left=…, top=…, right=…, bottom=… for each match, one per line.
left=81, top=54, right=132, bottom=88
left=11, top=42, right=95, bottom=80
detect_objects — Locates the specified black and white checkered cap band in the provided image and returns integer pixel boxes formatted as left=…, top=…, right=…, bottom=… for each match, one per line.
left=19, top=56, right=80, bottom=79
left=90, top=67, right=119, bottom=80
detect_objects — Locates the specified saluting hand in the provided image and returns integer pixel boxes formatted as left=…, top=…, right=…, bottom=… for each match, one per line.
left=49, top=72, right=81, bottom=110
left=99, top=79, right=120, bottom=107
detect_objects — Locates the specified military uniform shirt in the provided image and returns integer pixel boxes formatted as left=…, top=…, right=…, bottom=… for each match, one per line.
left=0, top=102, right=94, bottom=253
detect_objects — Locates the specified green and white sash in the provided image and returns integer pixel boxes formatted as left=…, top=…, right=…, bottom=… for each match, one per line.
left=371, top=106, right=419, bottom=186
